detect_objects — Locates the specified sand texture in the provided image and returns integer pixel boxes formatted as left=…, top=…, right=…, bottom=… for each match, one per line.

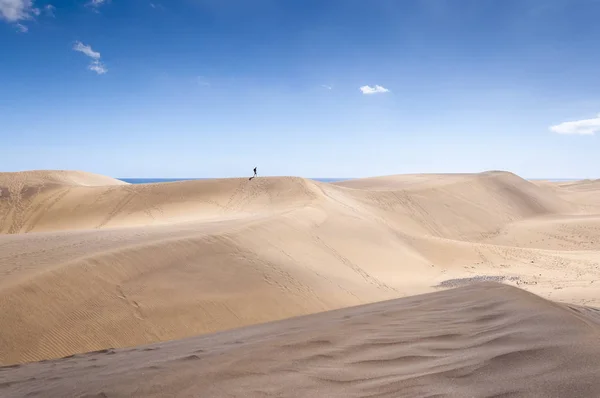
left=1, top=283, right=600, bottom=397
left=1, top=169, right=600, bottom=382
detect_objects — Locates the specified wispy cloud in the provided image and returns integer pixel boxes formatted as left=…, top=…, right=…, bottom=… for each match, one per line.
left=0, top=0, right=40, bottom=31
left=0, top=1, right=54, bottom=31
left=550, top=114, right=600, bottom=135
left=73, top=41, right=101, bottom=59
left=321, top=84, right=332, bottom=90
left=360, top=85, right=390, bottom=95
left=87, top=0, right=109, bottom=11
left=73, top=41, right=108, bottom=75
left=44, top=4, right=55, bottom=17
left=88, top=61, right=108, bottom=74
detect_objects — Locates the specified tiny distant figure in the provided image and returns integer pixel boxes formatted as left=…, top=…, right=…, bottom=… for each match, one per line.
left=249, top=167, right=257, bottom=181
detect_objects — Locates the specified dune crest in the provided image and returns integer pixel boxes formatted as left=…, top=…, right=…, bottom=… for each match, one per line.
left=0, top=175, right=323, bottom=233
left=0, top=169, right=127, bottom=188
left=0, top=170, right=599, bottom=366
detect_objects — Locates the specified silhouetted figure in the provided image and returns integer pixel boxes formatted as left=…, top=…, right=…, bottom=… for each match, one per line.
left=249, top=167, right=258, bottom=181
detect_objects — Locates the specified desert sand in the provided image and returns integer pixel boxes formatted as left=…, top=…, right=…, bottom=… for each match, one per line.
left=1, top=169, right=600, bottom=396
left=2, top=283, right=600, bottom=397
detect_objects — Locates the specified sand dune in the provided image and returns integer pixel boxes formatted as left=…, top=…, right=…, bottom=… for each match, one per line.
left=2, top=283, right=600, bottom=397
left=0, top=172, right=321, bottom=233
left=551, top=178, right=600, bottom=191
left=533, top=178, right=600, bottom=210
left=334, top=171, right=578, bottom=240
left=1, top=170, right=600, bottom=368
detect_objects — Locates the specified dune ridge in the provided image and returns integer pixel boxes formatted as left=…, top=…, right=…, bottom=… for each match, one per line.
left=1, top=170, right=600, bottom=367
left=2, top=283, right=600, bottom=397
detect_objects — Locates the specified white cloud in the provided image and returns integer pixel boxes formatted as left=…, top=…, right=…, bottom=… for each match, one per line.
left=0, top=0, right=40, bottom=30
left=88, top=60, right=108, bottom=74
left=88, top=0, right=107, bottom=7
left=360, top=85, right=390, bottom=95
left=321, top=84, right=332, bottom=90
left=73, top=41, right=101, bottom=59
left=45, top=4, right=55, bottom=17
left=87, top=0, right=109, bottom=12
left=73, top=41, right=107, bottom=75
left=550, top=114, right=600, bottom=135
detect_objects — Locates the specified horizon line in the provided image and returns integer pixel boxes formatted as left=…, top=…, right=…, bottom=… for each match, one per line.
left=115, top=177, right=591, bottom=181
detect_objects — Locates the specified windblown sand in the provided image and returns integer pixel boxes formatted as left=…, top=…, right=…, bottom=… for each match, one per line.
left=2, top=283, right=600, bottom=397
left=1, top=170, right=599, bottom=397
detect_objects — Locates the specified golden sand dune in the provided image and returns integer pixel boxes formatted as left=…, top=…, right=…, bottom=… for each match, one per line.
left=553, top=178, right=600, bottom=191
left=0, top=175, right=323, bottom=233
left=1, top=170, right=599, bottom=367
left=534, top=178, right=600, bottom=209
left=2, top=283, right=600, bottom=398
left=334, top=171, right=578, bottom=240
left=0, top=170, right=126, bottom=234
left=0, top=169, right=126, bottom=189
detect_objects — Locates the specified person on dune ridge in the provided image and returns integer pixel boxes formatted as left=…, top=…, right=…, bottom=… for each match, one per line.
left=249, top=167, right=257, bottom=180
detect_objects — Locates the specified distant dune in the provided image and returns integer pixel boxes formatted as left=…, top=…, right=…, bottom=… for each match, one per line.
left=0, top=169, right=599, bottom=370
left=2, top=283, right=600, bottom=397
left=0, top=169, right=127, bottom=188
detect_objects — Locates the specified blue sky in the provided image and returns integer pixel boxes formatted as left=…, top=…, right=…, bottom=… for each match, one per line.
left=1, top=0, right=599, bottom=178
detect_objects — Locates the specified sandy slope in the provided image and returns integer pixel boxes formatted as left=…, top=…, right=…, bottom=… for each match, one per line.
left=2, top=283, right=600, bottom=398
left=1, top=170, right=600, bottom=367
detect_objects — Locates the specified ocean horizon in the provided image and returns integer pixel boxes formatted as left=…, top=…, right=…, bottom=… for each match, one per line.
left=118, top=177, right=586, bottom=185
left=119, top=178, right=353, bottom=184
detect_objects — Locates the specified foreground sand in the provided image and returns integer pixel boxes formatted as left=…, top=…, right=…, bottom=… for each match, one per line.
left=2, top=283, right=600, bottom=397
left=1, top=170, right=600, bottom=368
